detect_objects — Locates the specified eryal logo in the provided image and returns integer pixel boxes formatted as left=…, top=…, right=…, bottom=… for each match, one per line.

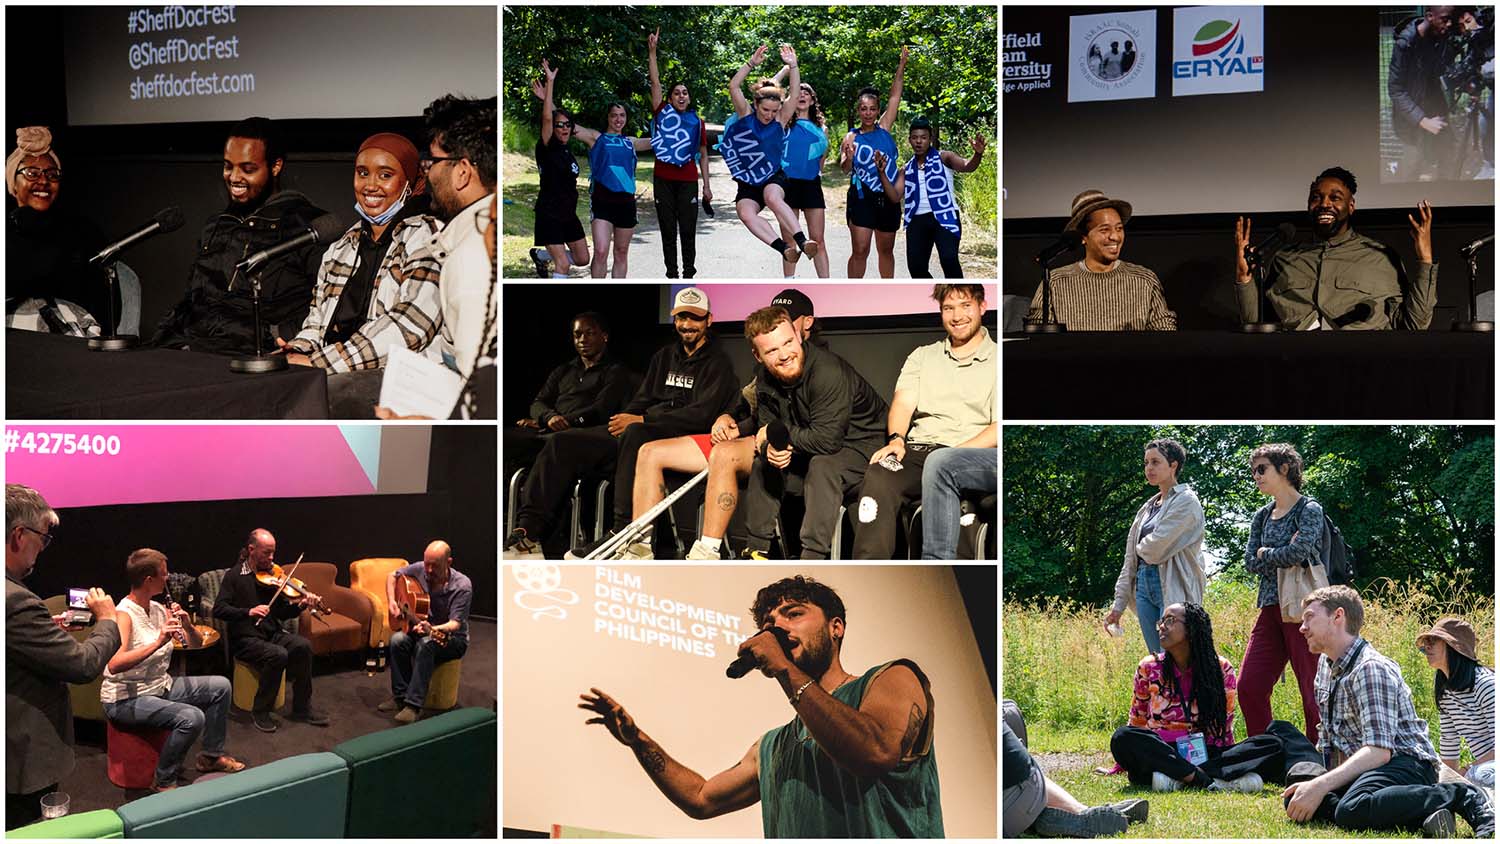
left=1174, top=18, right=1262, bottom=79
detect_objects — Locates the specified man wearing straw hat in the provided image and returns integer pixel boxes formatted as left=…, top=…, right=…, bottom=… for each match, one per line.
left=1025, top=189, right=1176, bottom=330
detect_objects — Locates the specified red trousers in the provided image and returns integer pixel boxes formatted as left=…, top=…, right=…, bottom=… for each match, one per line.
left=1239, top=604, right=1321, bottom=745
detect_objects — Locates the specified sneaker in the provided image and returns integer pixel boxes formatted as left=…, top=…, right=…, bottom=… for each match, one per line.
left=1152, top=771, right=1183, bottom=792
left=528, top=247, right=552, bottom=278
left=565, top=530, right=617, bottom=560
left=800, top=239, right=820, bottom=258
left=1105, top=798, right=1148, bottom=825
left=394, top=706, right=420, bottom=725
left=1209, top=772, right=1264, bottom=794
left=685, top=539, right=722, bottom=560
left=738, top=547, right=770, bottom=560
left=503, top=528, right=542, bottom=558
left=1458, top=787, right=1496, bottom=838
left=151, top=780, right=179, bottom=793
left=1422, top=808, right=1457, bottom=838
left=1031, top=806, right=1128, bottom=838
left=619, top=541, right=654, bottom=560
left=251, top=710, right=278, bottom=733
left=288, top=709, right=330, bottom=726
left=376, top=699, right=403, bottom=713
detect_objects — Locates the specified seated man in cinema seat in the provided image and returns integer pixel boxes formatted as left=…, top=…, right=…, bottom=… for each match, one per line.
left=717, top=306, right=887, bottom=560
left=504, top=287, right=739, bottom=558
left=153, top=117, right=330, bottom=355
left=581, top=575, right=943, bottom=836
left=852, top=284, right=995, bottom=560
left=1027, top=189, right=1175, bottom=330
left=379, top=540, right=470, bottom=724
left=1233, top=167, right=1437, bottom=330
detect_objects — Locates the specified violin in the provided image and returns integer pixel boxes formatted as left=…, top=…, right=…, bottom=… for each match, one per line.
left=255, top=559, right=329, bottom=617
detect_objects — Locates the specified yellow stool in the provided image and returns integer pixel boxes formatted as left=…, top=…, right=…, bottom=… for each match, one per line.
left=423, top=658, right=462, bottom=711
left=232, top=659, right=286, bottom=712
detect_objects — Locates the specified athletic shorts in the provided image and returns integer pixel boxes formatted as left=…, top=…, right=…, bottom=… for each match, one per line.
left=534, top=211, right=586, bottom=247
left=782, top=175, right=825, bottom=210
left=590, top=187, right=638, bottom=229
left=846, top=185, right=901, bottom=233
left=733, top=171, right=790, bottom=210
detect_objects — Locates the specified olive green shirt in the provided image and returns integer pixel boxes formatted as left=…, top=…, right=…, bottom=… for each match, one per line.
left=895, top=327, right=996, bottom=447
left=1235, top=227, right=1437, bottom=330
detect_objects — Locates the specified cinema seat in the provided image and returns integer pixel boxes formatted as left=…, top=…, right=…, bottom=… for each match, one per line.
left=115, top=752, right=348, bottom=838
left=349, top=557, right=408, bottom=649
left=7, top=809, right=123, bottom=839
left=332, top=707, right=496, bottom=837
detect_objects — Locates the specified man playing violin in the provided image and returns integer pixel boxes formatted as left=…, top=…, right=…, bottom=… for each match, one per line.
left=213, top=529, right=329, bottom=733
left=380, top=540, right=471, bottom=724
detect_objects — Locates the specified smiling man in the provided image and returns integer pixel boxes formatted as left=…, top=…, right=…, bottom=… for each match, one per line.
left=580, top=575, right=942, bottom=837
left=153, top=117, right=329, bottom=355
left=504, top=287, right=738, bottom=558
left=1233, top=166, right=1437, bottom=330
left=1026, top=189, right=1176, bottom=330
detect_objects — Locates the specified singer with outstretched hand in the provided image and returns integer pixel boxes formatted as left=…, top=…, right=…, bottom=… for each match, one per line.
left=153, top=117, right=331, bottom=355
left=1232, top=166, right=1437, bottom=330
left=579, top=575, right=942, bottom=837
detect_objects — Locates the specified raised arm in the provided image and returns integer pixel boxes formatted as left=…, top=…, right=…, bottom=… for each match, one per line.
left=532, top=60, right=558, bottom=146
left=580, top=688, right=760, bottom=820
left=648, top=28, right=663, bottom=112
left=777, top=44, right=800, bottom=127
left=941, top=134, right=987, bottom=173
left=573, top=121, right=601, bottom=148
left=880, top=45, right=908, bottom=132
left=730, top=44, right=768, bottom=117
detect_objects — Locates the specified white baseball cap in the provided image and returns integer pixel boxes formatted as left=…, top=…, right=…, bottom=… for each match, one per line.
left=671, top=286, right=710, bottom=317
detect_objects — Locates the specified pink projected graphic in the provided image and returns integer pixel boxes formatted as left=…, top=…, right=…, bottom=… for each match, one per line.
left=4, top=426, right=378, bottom=509
left=672, top=283, right=999, bottom=322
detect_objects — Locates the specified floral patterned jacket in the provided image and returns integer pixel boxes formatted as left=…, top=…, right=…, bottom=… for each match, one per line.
left=1128, top=652, right=1239, bottom=747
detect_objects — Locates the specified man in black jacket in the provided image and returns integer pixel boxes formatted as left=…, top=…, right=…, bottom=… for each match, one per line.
left=212, top=529, right=327, bottom=733
left=1389, top=7, right=1457, bottom=181
left=505, top=287, right=739, bottom=558
left=153, top=117, right=329, bottom=355
left=736, top=306, right=889, bottom=559
left=505, top=311, right=635, bottom=482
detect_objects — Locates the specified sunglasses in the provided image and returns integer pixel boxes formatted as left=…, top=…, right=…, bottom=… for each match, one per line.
left=553, top=121, right=573, bottom=129
left=1252, top=464, right=1274, bottom=476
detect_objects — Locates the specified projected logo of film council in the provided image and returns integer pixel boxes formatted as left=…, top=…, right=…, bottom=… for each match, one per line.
left=513, top=566, right=745, bottom=659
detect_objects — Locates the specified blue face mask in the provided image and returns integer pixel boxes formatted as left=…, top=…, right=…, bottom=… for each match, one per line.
left=354, top=182, right=411, bottom=226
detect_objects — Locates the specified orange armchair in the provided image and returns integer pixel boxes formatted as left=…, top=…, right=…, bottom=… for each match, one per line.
left=349, top=558, right=410, bottom=649
left=292, top=562, right=372, bottom=657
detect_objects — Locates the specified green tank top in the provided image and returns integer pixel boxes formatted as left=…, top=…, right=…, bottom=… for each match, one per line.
left=758, top=659, right=944, bottom=838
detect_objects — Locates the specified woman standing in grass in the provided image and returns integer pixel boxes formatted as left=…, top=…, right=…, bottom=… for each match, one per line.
left=528, top=60, right=591, bottom=279
left=1419, top=617, right=1496, bottom=788
left=1103, top=438, right=1205, bottom=654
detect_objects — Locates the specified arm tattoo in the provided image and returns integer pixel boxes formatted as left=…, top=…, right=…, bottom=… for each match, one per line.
left=639, top=745, right=667, bottom=774
left=899, top=703, right=923, bottom=757
left=717, top=492, right=736, bottom=511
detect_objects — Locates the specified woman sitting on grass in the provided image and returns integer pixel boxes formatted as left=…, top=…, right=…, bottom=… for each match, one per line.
left=1109, top=602, right=1321, bottom=793
left=1419, top=617, right=1495, bottom=788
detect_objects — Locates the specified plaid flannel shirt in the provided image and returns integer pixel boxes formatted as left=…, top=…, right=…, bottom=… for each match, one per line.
left=285, top=214, right=444, bottom=373
left=1315, top=637, right=1440, bottom=769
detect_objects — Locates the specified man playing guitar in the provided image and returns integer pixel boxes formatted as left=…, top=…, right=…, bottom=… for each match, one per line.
left=381, top=540, right=472, bottom=724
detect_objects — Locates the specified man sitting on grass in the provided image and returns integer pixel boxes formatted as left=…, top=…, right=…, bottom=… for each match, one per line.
left=1004, top=702, right=1148, bottom=838
left=1283, top=586, right=1494, bottom=837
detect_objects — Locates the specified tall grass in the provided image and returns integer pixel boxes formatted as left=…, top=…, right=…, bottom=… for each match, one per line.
left=503, top=113, right=539, bottom=156
left=1004, top=576, right=1494, bottom=757
left=956, top=146, right=996, bottom=244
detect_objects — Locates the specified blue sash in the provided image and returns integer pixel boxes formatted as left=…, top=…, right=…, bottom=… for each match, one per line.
left=903, top=148, right=961, bottom=237
left=720, top=113, right=783, bottom=185
left=650, top=106, right=701, bottom=167
left=850, top=127, right=898, bottom=198
left=589, top=134, right=637, bottom=194
left=781, top=119, right=828, bottom=181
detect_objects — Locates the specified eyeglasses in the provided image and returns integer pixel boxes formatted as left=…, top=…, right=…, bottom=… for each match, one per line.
left=1252, top=464, right=1273, bottom=476
left=1156, top=616, right=1182, bottom=630
left=20, top=525, right=55, bottom=548
left=420, top=155, right=462, bottom=173
left=18, top=167, right=62, bottom=183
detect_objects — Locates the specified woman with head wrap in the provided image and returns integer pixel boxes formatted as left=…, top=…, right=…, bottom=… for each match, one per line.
left=277, top=131, right=444, bottom=376
left=5, top=126, right=115, bottom=335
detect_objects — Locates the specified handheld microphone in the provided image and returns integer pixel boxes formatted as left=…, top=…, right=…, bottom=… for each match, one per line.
left=89, top=206, right=185, bottom=264
left=767, top=420, right=791, bottom=451
left=726, top=626, right=793, bottom=679
left=235, top=214, right=344, bottom=272
left=1460, top=233, right=1494, bottom=258
left=1245, top=222, right=1297, bottom=262
left=1034, top=236, right=1075, bottom=266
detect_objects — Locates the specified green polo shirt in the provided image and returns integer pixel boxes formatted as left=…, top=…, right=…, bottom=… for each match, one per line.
left=896, top=327, right=996, bottom=446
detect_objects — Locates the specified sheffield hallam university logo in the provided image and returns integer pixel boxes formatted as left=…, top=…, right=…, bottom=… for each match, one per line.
left=513, top=564, right=579, bottom=621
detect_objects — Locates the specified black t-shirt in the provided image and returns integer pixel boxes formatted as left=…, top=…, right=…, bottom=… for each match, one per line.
left=535, top=137, right=580, bottom=219
left=1002, top=722, right=1037, bottom=791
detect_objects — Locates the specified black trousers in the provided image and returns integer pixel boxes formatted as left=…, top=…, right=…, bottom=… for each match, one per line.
left=851, top=444, right=938, bottom=559
left=233, top=631, right=314, bottom=714
left=1312, top=753, right=1489, bottom=833
left=905, top=213, right=963, bottom=279
left=743, top=447, right=869, bottom=558
left=654, top=176, right=700, bottom=278
left=503, top=426, right=550, bottom=483
left=6, top=783, right=56, bottom=830
left=1110, top=719, right=1321, bottom=788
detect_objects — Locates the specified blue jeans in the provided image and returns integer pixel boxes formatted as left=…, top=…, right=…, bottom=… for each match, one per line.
left=919, top=447, right=997, bottom=559
left=389, top=631, right=468, bottom=708
left=103, top=675, right=231, bottom=788
left=1134, top=564, right=1164, bottom=653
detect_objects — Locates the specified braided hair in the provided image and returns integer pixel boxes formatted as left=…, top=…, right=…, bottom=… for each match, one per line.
left=1158, top=602, right=1229, bottom=743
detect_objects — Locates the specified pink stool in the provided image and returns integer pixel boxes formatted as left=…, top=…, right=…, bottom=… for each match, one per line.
left=106, top=720, right=170, bottom=789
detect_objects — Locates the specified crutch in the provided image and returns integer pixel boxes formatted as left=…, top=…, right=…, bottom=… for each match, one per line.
left=586, top=468, right=710, bottom=560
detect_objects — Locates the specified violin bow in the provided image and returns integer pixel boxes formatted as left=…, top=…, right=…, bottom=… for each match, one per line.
left=262, top=552, right=305, bottom=617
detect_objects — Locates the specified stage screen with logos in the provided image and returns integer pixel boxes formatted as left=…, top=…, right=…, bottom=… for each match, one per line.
left=502, top=565, right=997, bottom=838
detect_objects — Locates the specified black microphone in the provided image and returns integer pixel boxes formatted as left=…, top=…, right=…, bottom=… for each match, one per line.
left=726, top=626, right=793, bottom=679
left=1245, top=222, right=1297, bottom=262
left=89, top=206, right=185, bottom=264
left=1460, top=232, right=1494, bottom=258
left=1034, top=236, right=1076, bottom=265
left=767, top=420, right=791, bottom=451
left=235, top=214, right=344, bottom=271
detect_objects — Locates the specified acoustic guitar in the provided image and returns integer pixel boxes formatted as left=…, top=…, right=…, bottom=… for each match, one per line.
left=392, top=573, right=448, bottom=645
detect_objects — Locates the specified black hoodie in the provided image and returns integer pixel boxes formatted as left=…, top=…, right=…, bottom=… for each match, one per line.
left=623, top=335, right=739, bottom=434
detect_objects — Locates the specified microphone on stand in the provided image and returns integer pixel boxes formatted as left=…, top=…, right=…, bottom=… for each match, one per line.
left=89, top=206, right=185, bottom=264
